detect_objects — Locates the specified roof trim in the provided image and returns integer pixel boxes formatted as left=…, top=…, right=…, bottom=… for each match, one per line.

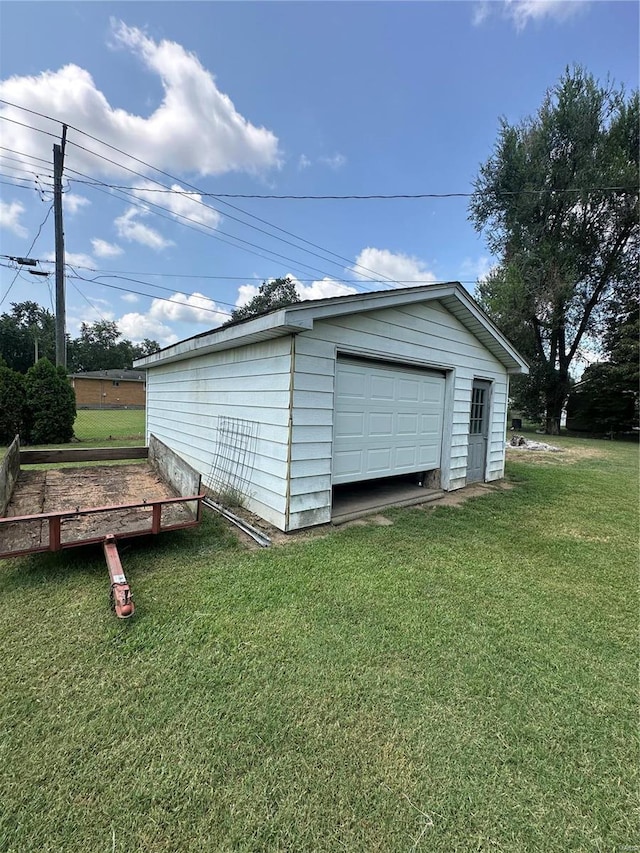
left=135, top=283, right=529, bottom=374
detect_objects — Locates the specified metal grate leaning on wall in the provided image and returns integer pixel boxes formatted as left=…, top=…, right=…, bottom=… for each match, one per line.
left=205, top=417, right=259, bottom=508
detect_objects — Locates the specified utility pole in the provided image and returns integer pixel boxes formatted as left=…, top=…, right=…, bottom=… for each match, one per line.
left=53, top=124, right=67, bottom=368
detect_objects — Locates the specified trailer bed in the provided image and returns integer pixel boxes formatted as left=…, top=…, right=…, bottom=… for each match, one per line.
left=0, top=436, right=204, bottom=559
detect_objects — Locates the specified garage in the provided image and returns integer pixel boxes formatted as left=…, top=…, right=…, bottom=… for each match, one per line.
left=137, top=282, right=529, bottom=531
left=333, top=357, right=445, bottom=484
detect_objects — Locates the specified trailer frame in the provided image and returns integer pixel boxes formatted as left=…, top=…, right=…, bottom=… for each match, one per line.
left=0, top=435, right=206, bottom=617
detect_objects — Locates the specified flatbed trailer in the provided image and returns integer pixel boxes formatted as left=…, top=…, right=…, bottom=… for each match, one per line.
left=0, top=435, right=205, bottom=617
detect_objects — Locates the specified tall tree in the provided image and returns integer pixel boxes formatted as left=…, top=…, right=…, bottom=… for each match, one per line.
left=470, top=67, right=639, bottom=432
left=0, top=301, right=56, bottom=373
left=229, top=277, right=300, bottom=323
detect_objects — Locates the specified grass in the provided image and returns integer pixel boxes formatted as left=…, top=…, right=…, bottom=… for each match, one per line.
left=0, top=435, right=637, bottom=851
left=73, top=409, right=146, bottom=443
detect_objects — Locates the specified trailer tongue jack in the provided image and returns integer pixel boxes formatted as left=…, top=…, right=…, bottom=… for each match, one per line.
left=103, top=535, right=135, bottom=619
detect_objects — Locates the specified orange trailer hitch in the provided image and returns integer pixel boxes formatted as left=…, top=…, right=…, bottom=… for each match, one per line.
left=103, top=535, right=135, bottom=619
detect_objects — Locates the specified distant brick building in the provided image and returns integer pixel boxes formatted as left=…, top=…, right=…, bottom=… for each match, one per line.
left=70, top=369, right=146, bottom=409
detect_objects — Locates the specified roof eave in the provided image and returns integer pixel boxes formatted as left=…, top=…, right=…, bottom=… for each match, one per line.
left=134, top=309, right=313, bottom=368
left=135, top=282, right=529, bottom=374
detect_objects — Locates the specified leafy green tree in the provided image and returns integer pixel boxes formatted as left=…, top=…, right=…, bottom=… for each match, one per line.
left=0, top=365, right=27, bottom=444
left=566, top=363, right=637, bottom=434
left=67, top=320, right=124, bottom=372
left=603, top=289, right=639, bottom=392
left=24, top=358, right=76, bottom=444
left=131, top=338, right=160, bottom=360
left=470, top=67, right=639, bottom=433
left=0, top=301, right=56, bottom=373
left=229, top=277, right=300, bottom=323
left=67, top=322, right=160, bottom=371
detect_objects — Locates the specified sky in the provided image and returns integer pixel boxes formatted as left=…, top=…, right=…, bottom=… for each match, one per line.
left=0, top=0, right=638, bottom=349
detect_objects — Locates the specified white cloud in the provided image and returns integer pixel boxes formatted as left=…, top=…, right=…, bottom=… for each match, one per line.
left=131, top=180, right=221, bottom=229
left=460, top=255, right=495, bottom=285
left=121, top=293, right=139, bottom=304
left=149, top=291, right=229, bottom=326
left=114, top=207, right=174, bottom=250
left=117, top=311, right=178, bottom=346
left=473, top=0, right=587, bottom=30
left=506, top=0, right=587, bottom=29
left=319, top=153, right=347, bottom=170
left=0, top=200, right=27, bottom=237
left=0, top=20, right=280, bottom=180
left=91, top=238, right=124, bottom=258
left=64, top=194, right=90, bottom=215
left=294, top=276, right=357, bottom=301
left=298, top=154, right=311, bottom=170
left=234, top=275, right=357, bottom=309
left=350, top=248, right=436, bottom=286
left=472, top=2, right=491, bottom=25
left=234, top=283, right=260, bottom=308
left=43, top=250, right=96, bottom=269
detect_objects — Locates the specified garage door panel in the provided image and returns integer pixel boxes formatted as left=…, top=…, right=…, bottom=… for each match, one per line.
left=396, top=446, right=418, bottom=467
left=421, top=413, right=442, bottom=433
left=333, top=359, right=445, bottom=485
left=370, top=375, right=395, bottom=400
left=369, top=412, right=394, bottom=436
left=334, top=449, right=363, bottom=478
left=337, top=369, right=366, bottom=397
left=367, top=448, right=392, bottom=473
left=335, top=411, right=365, bottom=437
left=397, top=413, right=419, bottom=436
left=398, top=378, right=420, bottom=402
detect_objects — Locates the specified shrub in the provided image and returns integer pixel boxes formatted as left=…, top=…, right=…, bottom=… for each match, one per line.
left=24, top=358, right=76, bottom=444
left=0, top=365, right=27, bottom=444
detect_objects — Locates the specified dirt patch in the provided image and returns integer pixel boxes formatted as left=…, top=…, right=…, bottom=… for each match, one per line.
left=431, top=480, right=514, bottom=509
left=506, top=444, right=605, bottom=465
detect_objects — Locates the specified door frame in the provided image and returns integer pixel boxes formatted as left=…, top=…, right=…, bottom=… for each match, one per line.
left=467, top=378, right=492, bottom=483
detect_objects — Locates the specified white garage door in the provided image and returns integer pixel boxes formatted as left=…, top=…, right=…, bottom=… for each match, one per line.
left=333, top=357, right=445, bottom=485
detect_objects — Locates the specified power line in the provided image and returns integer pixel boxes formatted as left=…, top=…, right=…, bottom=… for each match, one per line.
left=61, top=151, right=398, bottom=287
left=69, top=166, right=382, bottom=290
left=64, top=182, right=640, bottom=199
left=67, top=270, right=234, bottom=319
left=0, top=145, right=52, bottom=165
left=66, top=269, right=112, bottom=323
left=30, top=259, right=478, bottom=287
left=0, top=102, right=400, bottom=284
left=0, top=113, right=59, bottom=139
left=0, top=203, right=54, bottom=308
left=1, top=101, right=637, bottom=199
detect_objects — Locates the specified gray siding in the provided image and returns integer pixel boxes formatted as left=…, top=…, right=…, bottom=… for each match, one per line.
left=146, top=338, right=292, bottom=530
left=289, top=300, right=509, bottom=529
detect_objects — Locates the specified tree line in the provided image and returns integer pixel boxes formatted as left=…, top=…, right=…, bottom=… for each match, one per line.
left=0, top=301, right=159, bottom=374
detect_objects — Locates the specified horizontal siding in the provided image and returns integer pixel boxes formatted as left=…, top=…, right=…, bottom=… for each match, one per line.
left=146, top=337, right=292, bottom=530
left=289, top=301, right=510, bottom=527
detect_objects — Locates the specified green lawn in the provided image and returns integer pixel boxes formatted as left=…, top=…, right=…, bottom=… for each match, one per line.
left=73, top=408, right=145, bottom=442
left=0, top=436, right=637, bottom=852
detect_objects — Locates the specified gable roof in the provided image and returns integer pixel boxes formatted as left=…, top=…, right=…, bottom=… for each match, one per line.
left=134, top=282, right=529, bottom=374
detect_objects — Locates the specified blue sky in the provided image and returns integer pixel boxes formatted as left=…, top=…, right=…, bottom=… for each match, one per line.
left=0, top=1, right=637, bottom=347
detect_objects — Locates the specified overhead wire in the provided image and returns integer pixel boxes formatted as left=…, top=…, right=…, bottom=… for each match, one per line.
left=0, top=202, right=54, bottom=308
left=66, top=269, right=234, bottom=319
left=0, top=102, right=400, bottom=285
left=61, top=151, right=398, bottom=287
left=0, top=145, right=52, bottom=165
left=66, top=267, right=114, bottom=322
left=65, top=165, right=382, bottom=289
left=65, top=181, right=640, bottom=199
